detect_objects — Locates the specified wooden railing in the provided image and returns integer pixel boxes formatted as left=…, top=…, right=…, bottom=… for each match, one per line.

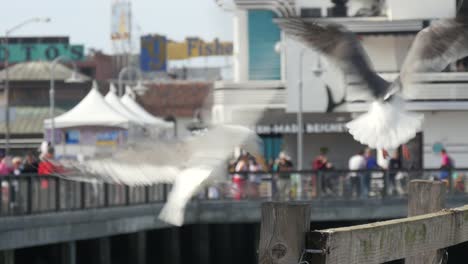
left=258, top=180, right=466, bottom=264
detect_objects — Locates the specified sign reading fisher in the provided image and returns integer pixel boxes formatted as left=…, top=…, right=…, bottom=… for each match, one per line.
left=139, top=34, right=233, bottom=72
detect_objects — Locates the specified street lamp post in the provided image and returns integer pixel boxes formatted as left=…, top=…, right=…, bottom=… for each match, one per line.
left=50, top=56, right=82, bottom=147
left=275, top=41, right=307, bottom=170
left=297, top=48, right=307, bottom=170
left=118, top=66, right=143, bottom=96
left=2, top=17, right=50, bottom=155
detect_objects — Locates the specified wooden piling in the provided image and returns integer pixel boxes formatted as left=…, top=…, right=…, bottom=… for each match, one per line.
left=407, top=180, right=446, bottom=264
left=258, top=202, right=311, bottom=264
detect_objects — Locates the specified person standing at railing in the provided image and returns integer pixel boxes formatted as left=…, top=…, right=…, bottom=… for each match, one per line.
left=312, top=149, right=335, bottom=196
left=273, top=152, right=294, bottom=200
left=364, top=148, right=380, bottom=197
left=12, top=157, right=22, bottom=176
left=22, top=152, right=39, bottom=174
left=38, top=146, right=63, bottom=189
left=0, top=153, right=12, bottom=211
left=9, top=157, right=23, bottom=210
left=348, top=149, right=366, bottom=198
left=312, top=149, right=328, bottom=171
left=439, top=148, right=455, bottom=186
left=0, top=153, right=12, bottom=176
left=248, top=158, right=262, bottom=198
left=388, top=150, right=402, bottom=196
left=233, top=151, right=249, bottom=200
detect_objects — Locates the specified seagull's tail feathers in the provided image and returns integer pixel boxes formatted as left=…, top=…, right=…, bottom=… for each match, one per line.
left=346, top=96, right=423, bottom=149
left=158, top=167, right=213, bottom=226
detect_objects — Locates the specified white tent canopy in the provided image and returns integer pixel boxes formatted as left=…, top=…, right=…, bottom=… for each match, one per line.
left=44, top=82, right=130, bottom=129
left=105, top=84, right=145, bottom=126
left=121, top=86, right=173, bottom=129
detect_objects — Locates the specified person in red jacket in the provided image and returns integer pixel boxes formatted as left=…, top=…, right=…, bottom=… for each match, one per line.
left=38, top=147, right=63, bottom=188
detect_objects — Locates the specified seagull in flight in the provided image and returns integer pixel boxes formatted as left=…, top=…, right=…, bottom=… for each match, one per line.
left=62, top=124, right=262, bottom=226
left=275, top=2, right=468, bottom=149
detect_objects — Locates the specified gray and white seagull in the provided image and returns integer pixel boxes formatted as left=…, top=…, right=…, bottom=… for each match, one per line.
left=275, top=2, right=468, bottom=149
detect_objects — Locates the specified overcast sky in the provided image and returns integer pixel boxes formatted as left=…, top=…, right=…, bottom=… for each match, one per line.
left=0, top=0, right=233, bottom=53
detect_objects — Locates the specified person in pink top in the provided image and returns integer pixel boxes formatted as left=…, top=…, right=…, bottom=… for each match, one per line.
left=440, top=149, right=454, bottom=181
left=0, top=155, right=11, bottom=176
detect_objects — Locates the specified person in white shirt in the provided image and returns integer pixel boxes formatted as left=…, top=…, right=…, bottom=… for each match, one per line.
left=348, top=149, right=366, bottom=198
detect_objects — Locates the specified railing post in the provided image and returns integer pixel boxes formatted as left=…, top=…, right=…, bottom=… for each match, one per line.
left=103, top=183, right=109, bottom=207
left=80, top=182, right=86, bottom=209
left=258, top=202, right=311, bottom=264
left=383, top=170, right=390, bottom=198
left=55, top=177, right=60, bottom=211
left=8, top=177, right=15, bottom=215
left=27, top=177, right=33, bottom=214
left=125, top=185, right=130, bottom=205
left=407, top=180, right=446, bottom=264
left=316, top=171, right=322, bottom=199
left=163, top=184, right=168, bottom=202
left=447, top=169, right=454, bottom=194
left=144, top=185, right=150, bottom=204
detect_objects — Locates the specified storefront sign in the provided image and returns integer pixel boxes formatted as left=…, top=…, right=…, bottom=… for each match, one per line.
left=254, top=123, right=348, bottom=135
left=0, top=43, right=84, bottom=63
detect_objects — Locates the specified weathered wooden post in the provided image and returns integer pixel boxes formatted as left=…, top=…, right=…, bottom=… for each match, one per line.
left=407, top=180, right=446, bottom=264
left=258, top=202, right=311, bottom=264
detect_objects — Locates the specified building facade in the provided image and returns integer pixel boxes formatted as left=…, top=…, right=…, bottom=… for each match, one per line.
left=214, top=0, right=468, bottom=169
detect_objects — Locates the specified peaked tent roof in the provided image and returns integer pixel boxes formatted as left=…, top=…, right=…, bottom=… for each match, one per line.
left=104, top=84, right=144, bottom=126
left=0, top=61, right=90, bottom=81
left=121, top=86, right=173, bottom=128
left=44, top=82, right=130, bottom=129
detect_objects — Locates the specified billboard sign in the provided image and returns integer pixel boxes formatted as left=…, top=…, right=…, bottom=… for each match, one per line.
left=65, top=130, right=80, bottom=144
left=140, top=35, right=167, bottom=72
left=111, top=1, right=131, bottom=40
left=139, top=35, right=233, bottom=70
left=167, top=37, right=233, bottom=60
left=0, top=43, right=84, bottom=63
left=96, top=131, right=119, bottom=146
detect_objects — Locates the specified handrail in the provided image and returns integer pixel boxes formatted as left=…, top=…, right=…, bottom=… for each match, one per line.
left=0, top=168, right=465, bottom=217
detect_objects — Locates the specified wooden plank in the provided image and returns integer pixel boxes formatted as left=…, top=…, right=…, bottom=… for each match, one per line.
left=258, top=202, right=311, bottom=264
left=407, top=180, right=446, bottom=264
left=306, top=205, right=468, bottom=264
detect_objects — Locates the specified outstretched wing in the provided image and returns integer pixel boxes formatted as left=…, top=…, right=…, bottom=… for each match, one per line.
left=59, top=124, right=262, bottom=186
left=400, top=10, right=468, bottom=87
left=275, top=17, right=389, bottom=99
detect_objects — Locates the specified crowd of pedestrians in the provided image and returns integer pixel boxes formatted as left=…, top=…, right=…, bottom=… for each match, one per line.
left=226, top=145, right=462, bottom=201
left=0, top=143, right=63, bottom=210
left=0, top=144, right=62, bottom=177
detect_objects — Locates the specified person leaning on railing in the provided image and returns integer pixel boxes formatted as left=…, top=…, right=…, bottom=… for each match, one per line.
left=272, top=152, right=294, bottom=200
left=439, top=149, right=454, bottom=184
left=38, top=146, right=63, bottom=189
left=232, top=152, right=249, bottom=200
left=0, top=153, right=11, bottom=176
left=22, top=151, right=39, bottom=174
